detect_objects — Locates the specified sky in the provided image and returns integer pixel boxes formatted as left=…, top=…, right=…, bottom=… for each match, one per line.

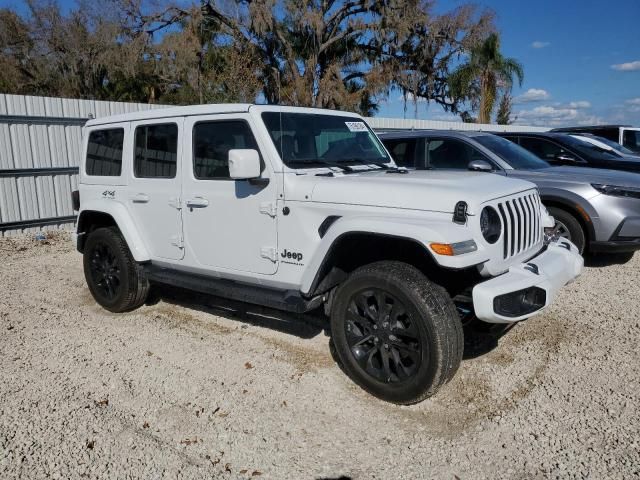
left=2, top=0, right=639, bottom=127
left=379, top=0, right=640, bottom=126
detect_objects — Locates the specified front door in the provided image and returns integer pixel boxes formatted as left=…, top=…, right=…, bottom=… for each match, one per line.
left=128, top=119, right=184, bottom=260
left=182, top=114, right=278, bottom=275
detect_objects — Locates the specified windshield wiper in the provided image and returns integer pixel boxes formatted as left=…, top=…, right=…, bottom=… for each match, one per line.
left=338, top=158, right=406, bottom=172
left=287, top=160, right=355, bottom=173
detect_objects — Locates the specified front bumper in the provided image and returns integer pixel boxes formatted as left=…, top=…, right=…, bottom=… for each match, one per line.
left=472, top=239, right=583, bottom=323
left=590, top=238, right=640, bottom=253
left=590, top=216, right=640, bottom=253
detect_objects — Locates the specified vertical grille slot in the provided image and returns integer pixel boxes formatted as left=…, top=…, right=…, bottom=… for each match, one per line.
left=496, top=192, right=542, bottom=260
left=506, top=201, right=516, bottom=257
left=498, top=203, right=509, bottom=259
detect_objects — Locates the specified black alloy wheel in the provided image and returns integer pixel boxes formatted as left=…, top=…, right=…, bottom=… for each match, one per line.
left=330, top=261, right=463, bottom=404
left=89, top=241, right=122, bottom=301
left=345, top=288, right=421, bottom=383
left=83, top=227, right=150, bottom=312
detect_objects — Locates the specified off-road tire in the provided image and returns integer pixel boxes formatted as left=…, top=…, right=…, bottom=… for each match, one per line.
left=330, top=261, right=463, bottom=405
left=83, top=227, right=150, bottom=313
left=547, top=206, right=586, bottom=254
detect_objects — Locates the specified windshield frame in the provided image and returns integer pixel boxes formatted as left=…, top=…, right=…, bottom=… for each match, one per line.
left=260, top=111, right=394, bottom=171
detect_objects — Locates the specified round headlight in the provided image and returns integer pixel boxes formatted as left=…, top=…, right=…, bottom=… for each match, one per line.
left=480, top=207, right=501, bottom=244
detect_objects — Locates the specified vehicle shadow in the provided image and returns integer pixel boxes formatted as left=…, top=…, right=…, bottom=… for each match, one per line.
left=148, top=284, right=329, bottom=340
left=150, top=284, right=508, bottom=361
left=585, top=251, right=635, bottom=268
left=462, top=322, right=515, bottom=360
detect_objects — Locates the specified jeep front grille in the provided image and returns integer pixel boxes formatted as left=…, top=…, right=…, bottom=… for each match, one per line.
left=496, top=193, right=542, bottom=259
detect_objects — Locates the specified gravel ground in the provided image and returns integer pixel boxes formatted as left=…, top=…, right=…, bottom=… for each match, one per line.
left=0, top=233, right=639, bottom=479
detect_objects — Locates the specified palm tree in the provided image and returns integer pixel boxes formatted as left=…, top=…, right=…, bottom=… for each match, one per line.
left=449, top=33, right=524, bottom=124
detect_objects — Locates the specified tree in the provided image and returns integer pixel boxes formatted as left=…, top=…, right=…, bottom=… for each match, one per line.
left=0, top=0, right=505, bottom=114
left=448, top=32, right=523, bottom=124
left=136, top=0, right=498, bottom=114
left=378, top=4, right=496, bottom=118
left=495, top=92, right=514, bottom=125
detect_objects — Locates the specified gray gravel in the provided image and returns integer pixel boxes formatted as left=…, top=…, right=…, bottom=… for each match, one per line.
left=1, top=233, right=639, bottom=479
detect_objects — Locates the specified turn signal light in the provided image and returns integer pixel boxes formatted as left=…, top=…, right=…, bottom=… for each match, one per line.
left=430, top=240, right=478, bottom=256
left=430, top=243, right=454, bottom=256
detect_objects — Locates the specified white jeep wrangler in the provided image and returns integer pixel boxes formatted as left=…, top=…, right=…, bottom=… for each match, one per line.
left=73, top=104, right=583, bottom=404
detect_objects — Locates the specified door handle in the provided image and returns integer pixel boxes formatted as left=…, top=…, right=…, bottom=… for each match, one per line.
left=185, top=196, right=209, bottom=208
left=131, top=193, right=149, bottom=203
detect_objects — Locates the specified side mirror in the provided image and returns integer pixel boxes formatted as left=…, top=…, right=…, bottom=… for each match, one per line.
left=229, top=149, right=261, bottom=180
left=554, top=153, right=577, bottom=163
left=468, top=159, right=493, bottom=172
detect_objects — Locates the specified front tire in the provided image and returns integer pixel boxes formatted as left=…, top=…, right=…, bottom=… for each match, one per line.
left=547, top=206, right=586, bottom=254
left=330, top=261, right=463, bottom=405
left=83, top=227, right=150, bottom=312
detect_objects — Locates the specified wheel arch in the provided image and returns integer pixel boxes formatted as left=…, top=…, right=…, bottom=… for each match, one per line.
left=302, top=231, right=481, bottom=298
left=76, top=202, right=150, bottom=261
left=540, top=194, right=596, bottom=244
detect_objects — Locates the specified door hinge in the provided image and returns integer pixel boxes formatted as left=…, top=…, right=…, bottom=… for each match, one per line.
left=168, top=197, right=182, bottom=210
left=170, top=234, right=184, bottom=248
left=259, top=202, right=277, bottom=217
left=260, top=246, right=278, bottom=262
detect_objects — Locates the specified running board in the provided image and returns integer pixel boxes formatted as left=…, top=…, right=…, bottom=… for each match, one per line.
left=143, top=264, right=323, bottom=314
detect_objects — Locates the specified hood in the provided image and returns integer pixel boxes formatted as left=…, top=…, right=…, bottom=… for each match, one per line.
left=508, top=166, right=640, bottom=189
left=285, top=169, right=536, bottom=215
left=618, top=153, right=640, bottom=161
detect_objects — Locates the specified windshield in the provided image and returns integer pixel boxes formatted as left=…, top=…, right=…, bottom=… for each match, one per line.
left=474, top=135, right=550, bottom=170
left=576, top=135, right=636, bottom=154
left=261, top=112, right=390, bottom=169
left=560, top=134, right=623, bottom=159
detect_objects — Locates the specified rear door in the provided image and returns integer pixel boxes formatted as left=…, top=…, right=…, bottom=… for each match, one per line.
left=127, top=119, right=184, bottom=261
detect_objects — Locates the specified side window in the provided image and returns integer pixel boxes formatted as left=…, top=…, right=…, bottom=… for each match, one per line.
left=193, top=120, right=259, bottom=179
left=86, top=128, right=124, bottom=176
left=427, top=139, right=487, bottom=170
left=383, top=139, right=416, bottom=168
left=519, top=137, right=563, bottom=160
left=623, top=130, right=640, bottom=151
left=134, top=123, right=178, bottom=178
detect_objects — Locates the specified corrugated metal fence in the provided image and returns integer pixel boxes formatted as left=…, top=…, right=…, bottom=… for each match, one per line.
left=0, top=93, right=548, bottom=235
left=0, top=94, right=162, bottom=236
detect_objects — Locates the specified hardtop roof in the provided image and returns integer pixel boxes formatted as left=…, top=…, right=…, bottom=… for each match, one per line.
left=84, top=104, right=364, bottom=127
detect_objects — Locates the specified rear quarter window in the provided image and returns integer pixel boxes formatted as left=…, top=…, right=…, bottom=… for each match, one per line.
left=86, top=128, right=124, bottom=176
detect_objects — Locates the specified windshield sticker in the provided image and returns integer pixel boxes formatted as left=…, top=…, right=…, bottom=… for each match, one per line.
left=345, top=121, right=368, bottom=132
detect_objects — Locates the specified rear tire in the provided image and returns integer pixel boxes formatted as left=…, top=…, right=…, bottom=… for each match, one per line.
left=83, top=227, right=150, bottom=312
left=330, top=261, right=463, bottom=405
left=547, top=206, right=586, bottom=254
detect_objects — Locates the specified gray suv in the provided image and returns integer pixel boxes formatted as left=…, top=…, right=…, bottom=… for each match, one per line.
left=379, top=130, right=640, bottom=254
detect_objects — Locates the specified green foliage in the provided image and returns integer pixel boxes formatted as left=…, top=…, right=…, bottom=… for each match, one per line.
left=0, top=0, right=517, bottom=118
left=495, top=92, right=514, bottom=125
left=449, top=32, right=523, bottom=123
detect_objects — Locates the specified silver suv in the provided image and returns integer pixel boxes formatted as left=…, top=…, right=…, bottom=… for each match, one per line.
left=379, top=130, right=640, bottom=255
